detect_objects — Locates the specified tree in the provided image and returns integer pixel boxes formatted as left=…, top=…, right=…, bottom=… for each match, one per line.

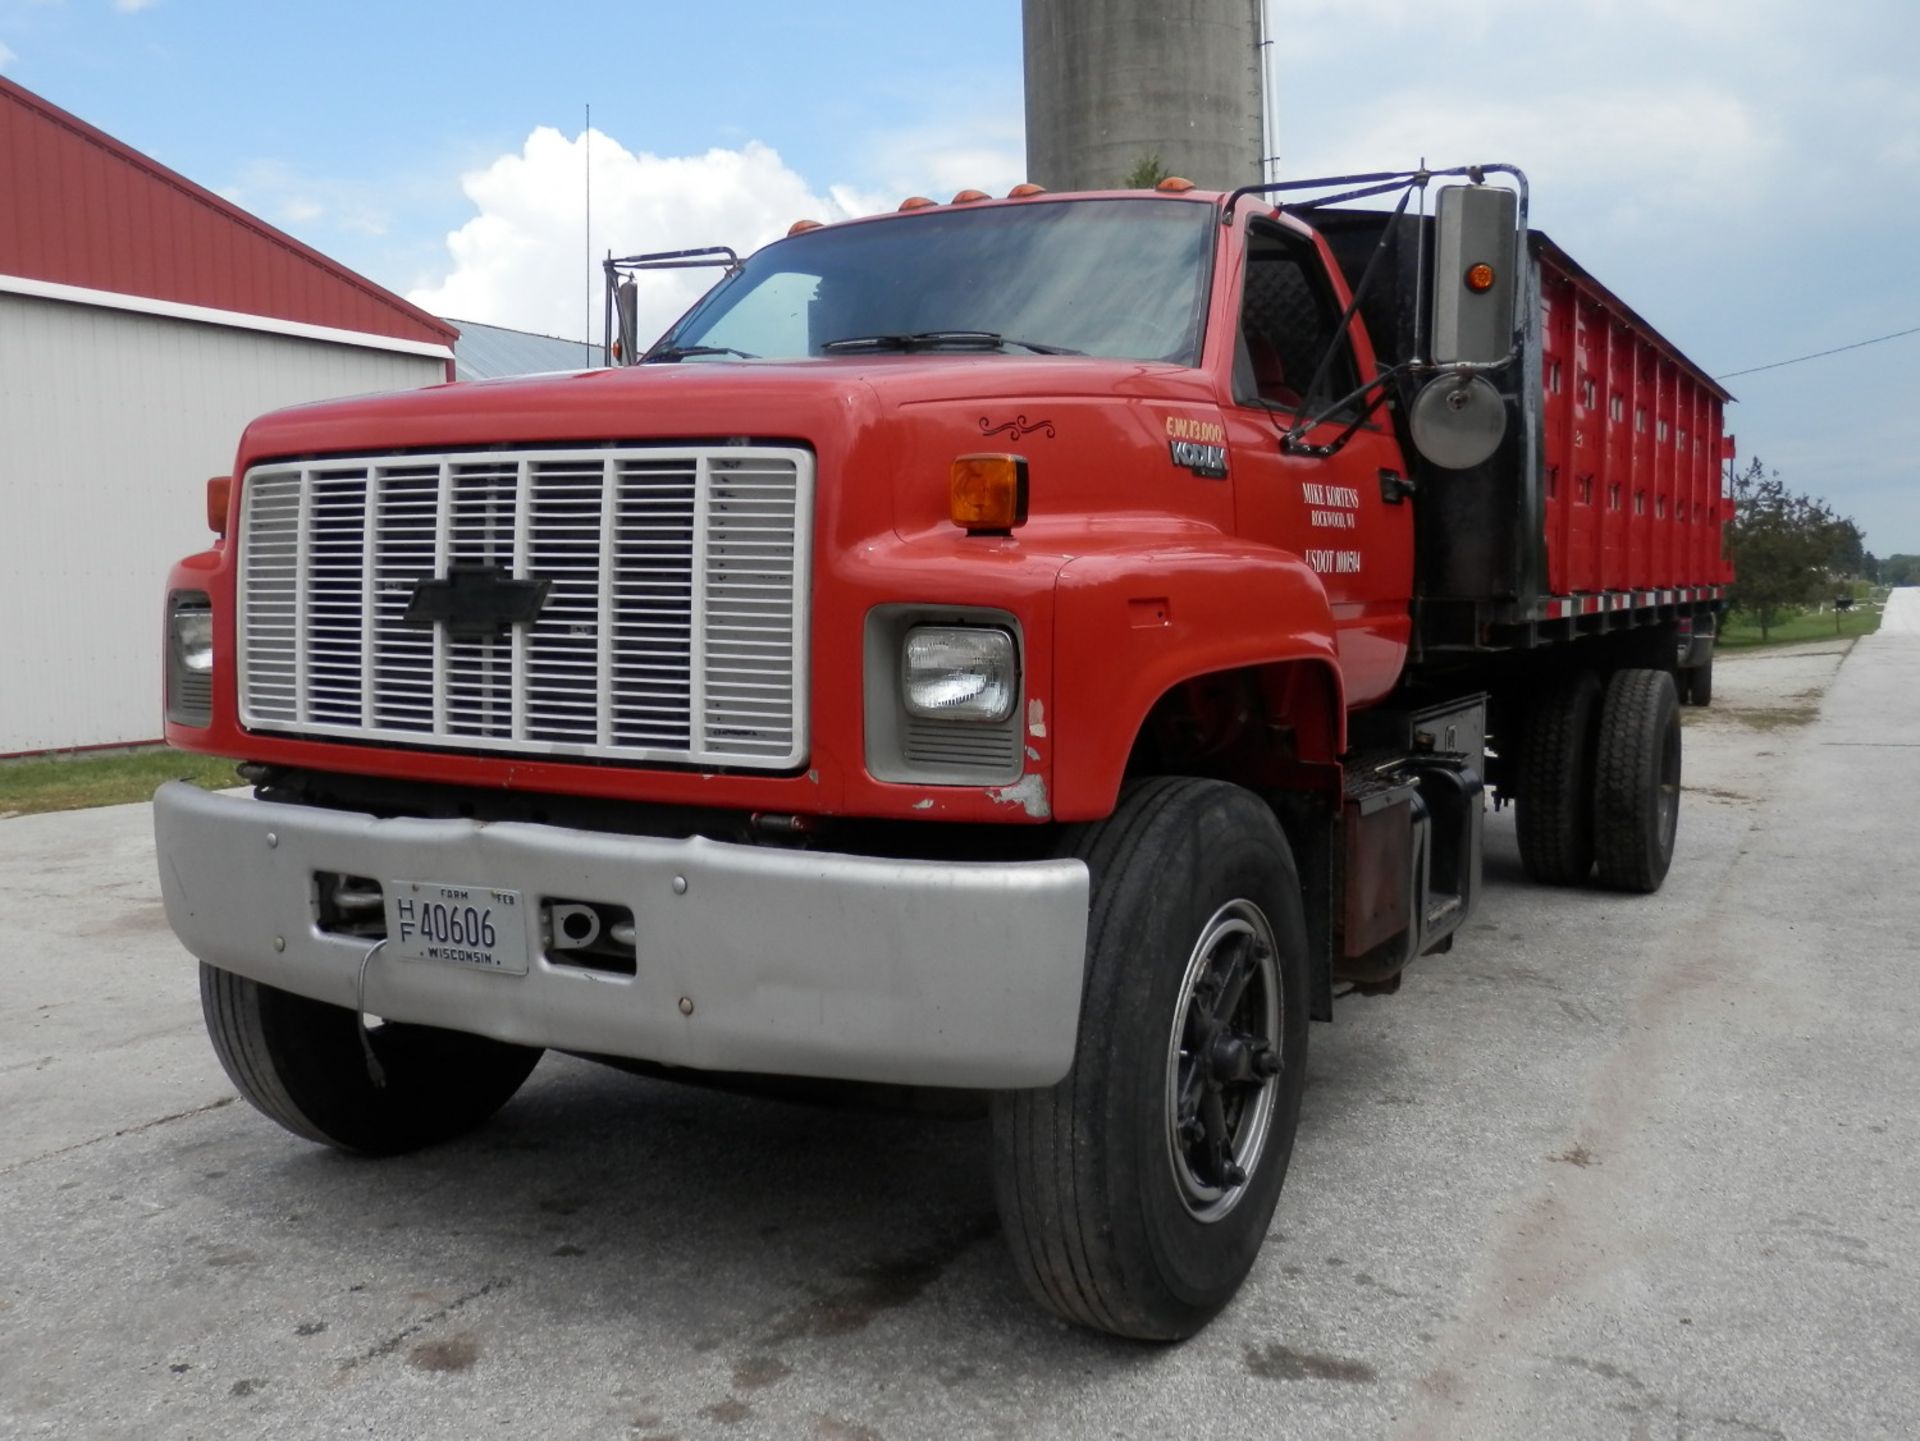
left=1882, top=554, right=1920, bottom=587
left=1726, top=457, right=1855, bottom=640
left=1827, top=518, right=1867, bottom=578
left=1121, top=152, right=1168, bottom=189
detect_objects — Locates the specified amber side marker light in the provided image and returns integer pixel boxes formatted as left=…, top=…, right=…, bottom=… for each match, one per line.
left=950, top=454, right=1030, bottom=533
left=1465, top=262, right=1497, bottom=293
left=206, top=475, right=232, bottom=536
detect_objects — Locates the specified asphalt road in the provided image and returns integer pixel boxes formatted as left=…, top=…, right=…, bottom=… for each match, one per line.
left=3, top=604, right=1916, bottom=1440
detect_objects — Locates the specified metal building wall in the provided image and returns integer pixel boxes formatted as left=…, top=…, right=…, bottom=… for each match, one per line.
left=0, top=293, right=443, bottom=754
left=1023, top=0, right=1263, bottom=192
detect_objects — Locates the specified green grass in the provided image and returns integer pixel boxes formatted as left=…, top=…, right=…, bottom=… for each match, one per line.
left=1718, top=605, right=1882, bottom=650
left=0, top=747, right=240, bottom=818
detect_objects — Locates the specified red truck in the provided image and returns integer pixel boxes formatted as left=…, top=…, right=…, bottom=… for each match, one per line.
left=156, top=164, right=1731, bottom=1340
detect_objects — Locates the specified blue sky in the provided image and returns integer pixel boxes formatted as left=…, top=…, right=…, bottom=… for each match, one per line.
left=4, top=0, right=1916, bottom=552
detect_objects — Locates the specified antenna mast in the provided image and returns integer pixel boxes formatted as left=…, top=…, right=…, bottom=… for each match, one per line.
left=1258, top=3, right=1278, bottom=183
left=584, top=103, right=592, bottom=356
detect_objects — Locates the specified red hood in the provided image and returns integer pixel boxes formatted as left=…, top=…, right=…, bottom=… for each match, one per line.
left=233, top=354, right=1217, bottom=466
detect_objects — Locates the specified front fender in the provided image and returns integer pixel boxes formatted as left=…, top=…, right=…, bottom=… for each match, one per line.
left=1049, top=543, right=1342, bottom=820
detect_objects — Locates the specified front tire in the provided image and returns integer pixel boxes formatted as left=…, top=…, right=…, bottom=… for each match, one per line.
left=200, top=964, right=543, bottom=1155
left=991, top=778, right=1309, bottom=1340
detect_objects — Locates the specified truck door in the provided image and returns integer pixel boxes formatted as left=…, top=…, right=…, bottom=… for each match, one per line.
left=1222, top=217, right=1415, bottom=709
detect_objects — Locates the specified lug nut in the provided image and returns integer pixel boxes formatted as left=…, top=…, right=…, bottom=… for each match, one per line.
left=1223, top=1162, right=1248, bottom=1186
left=677, top=996, right=694, bottom=1016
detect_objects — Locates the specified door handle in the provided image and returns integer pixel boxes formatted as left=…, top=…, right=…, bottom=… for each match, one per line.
left=1379, top=469, right=1416, bottom=504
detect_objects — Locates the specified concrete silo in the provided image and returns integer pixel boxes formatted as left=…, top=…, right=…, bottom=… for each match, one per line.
left=1023, top=0, right=1265, bottom=192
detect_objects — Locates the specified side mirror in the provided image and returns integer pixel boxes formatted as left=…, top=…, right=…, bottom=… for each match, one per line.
left=1410, top=375, right=1507, bottom=470
left=1413, top=184, right=1521, bottom=469
left=615, top=278, right=640, bottom=367
left=1430, top=184, right=1519, bottom=365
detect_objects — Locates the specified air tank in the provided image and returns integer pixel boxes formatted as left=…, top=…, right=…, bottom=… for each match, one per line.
left=1022, top=0, right=1264, bottom=193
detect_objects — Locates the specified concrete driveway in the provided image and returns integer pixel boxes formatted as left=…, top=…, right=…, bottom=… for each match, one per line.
left=3, top=605, right=1916, bottom=1440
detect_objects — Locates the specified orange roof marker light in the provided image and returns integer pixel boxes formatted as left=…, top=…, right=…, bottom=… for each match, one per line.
left=1155, top=176, right=1196, bottom=193
left=950, top=454, right=1030, bottom=534
left=788, top=219, right=824, bottom=236
left=898, top=196, right=938, bottom=211
left=1465, top=262, right=1497, bottom=293
left=1007, top=183, right=1048, bottom=198
left=951, top=188, right=990, bottom=204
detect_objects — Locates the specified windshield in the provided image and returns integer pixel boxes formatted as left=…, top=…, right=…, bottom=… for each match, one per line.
left=654, top=198, right=1216, bottom=366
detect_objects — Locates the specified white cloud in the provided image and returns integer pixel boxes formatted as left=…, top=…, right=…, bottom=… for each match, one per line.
left=0, top=41, right=15, bottom=71
left=1859, top=79, right=1920, bottom=173
left=407, top=127, right=883, bottom=344
left=114, top=0, right=158, bottom=11
left=1277, top=0, right=1789, bottom=44
left=827, top=182, right=896, bottom=222
left=222, top=159, right=390, bottom=241
left=1283, top=87, right=1772, bottom=233
left=404, top=110, right=1035, bottom=345
left=1280, top=0, right=1511, bottom=25
left=860, top=117, right=1027, bottom=201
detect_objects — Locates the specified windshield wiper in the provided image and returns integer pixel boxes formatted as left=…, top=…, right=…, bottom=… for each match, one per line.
left=642, top=343, right=759, bottom=363
left=820, top=330, right=1083, bottom=356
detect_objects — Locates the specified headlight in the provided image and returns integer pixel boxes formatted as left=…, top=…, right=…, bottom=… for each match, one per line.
left=902, top=626, right=1016, bottom=723
left=166, top=591, right=214, bottom=727
left=173, top=606, right=214, bottom=672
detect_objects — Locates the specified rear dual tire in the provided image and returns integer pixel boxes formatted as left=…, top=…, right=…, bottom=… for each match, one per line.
left=1514, top=670, right=1603, bottom=884
left=1680, top=658, right=1713, bottom=706
left=1593, top=669, right=1682, bottom=892
left=1514, top=667, right=1681, bottom=893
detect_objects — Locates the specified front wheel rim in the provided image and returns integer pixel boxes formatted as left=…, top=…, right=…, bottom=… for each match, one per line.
left=1164, top=899, right=1284, bottom=1223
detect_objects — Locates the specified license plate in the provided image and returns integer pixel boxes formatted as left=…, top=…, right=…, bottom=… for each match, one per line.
left=383, top=881, right=529, bottom=976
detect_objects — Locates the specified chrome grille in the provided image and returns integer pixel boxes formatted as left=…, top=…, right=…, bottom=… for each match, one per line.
left=237, top=446, right=812, bottom=769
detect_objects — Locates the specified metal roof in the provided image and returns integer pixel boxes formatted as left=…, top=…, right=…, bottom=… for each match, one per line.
left=0, top=76, right=455, bottom=347
left=448, top=319, right=597, bottom=381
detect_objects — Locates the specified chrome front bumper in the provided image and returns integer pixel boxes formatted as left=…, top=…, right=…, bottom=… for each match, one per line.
left=154, top=783, right=1089, bottom=1088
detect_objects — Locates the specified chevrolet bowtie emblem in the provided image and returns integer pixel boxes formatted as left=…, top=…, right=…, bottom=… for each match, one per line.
left=401, top=566, right=551, bottom=637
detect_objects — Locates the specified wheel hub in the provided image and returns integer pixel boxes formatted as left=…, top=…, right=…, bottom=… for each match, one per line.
left=1165, top=899, right=1284, bottom=1223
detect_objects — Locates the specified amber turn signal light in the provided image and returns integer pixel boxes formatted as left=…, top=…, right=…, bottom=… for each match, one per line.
left=1465, top=262, right=1497, bottom=293
left=949, top=454, right=1029, bottom=533
left=206, top=475, right=232, bottom=536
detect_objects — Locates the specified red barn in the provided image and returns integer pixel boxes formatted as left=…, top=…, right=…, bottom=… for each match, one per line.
left=1, top=75, right=458, bottom=754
